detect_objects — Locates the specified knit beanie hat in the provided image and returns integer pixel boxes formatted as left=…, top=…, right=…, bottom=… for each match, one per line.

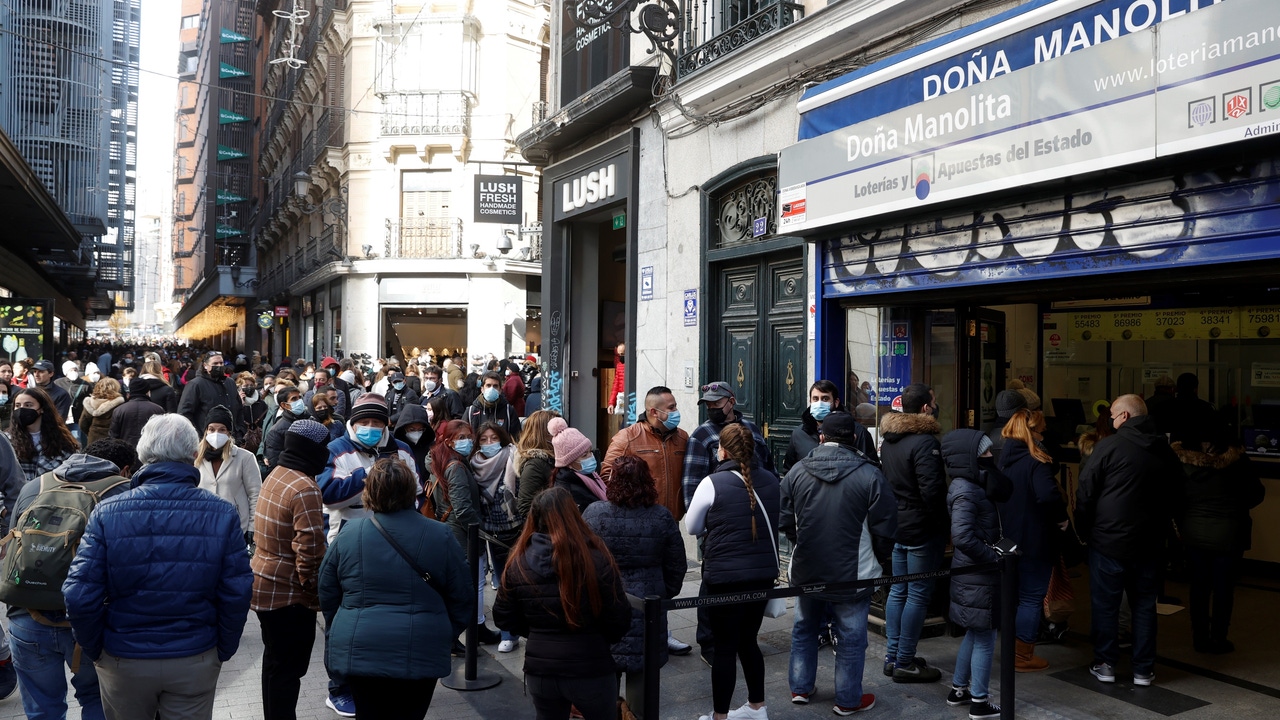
left=977, top=435, right=994, bottom=456
left=549, top=416, right=592, bottom=468
left=994, top=390, right=1027, bottom=420
left=288, top=418, right=332, bottom=444
left=348, top=393, right=390, bottom=425
left=203, top=405, right=235, bottom=432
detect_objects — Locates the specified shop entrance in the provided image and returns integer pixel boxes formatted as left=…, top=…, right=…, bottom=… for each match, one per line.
left=382, top=307, right=468, bottom=361
left=709, top=250, right=806, bottom=469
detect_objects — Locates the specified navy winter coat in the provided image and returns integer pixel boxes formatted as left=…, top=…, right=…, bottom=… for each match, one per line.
left=995, top=438, right=1067, bottom=562
left=942, top=430, right=1011, bottom=631
left=63, top=461, right=253, bottom=661
left=582, top=502, right=686, bottom=672
left=319, top=511, right=471, bottom=680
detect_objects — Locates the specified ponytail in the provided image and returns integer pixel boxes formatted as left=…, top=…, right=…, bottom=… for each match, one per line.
left=720, top=423, right=758, bottom=541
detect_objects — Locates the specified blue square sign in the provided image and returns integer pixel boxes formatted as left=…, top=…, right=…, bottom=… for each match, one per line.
left=683, top=289, right=697, bottom=327
left=752, top=217, right=767, bottom=238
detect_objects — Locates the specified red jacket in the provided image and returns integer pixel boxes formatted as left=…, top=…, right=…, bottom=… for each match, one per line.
left=503, top=373, right=526, bottom=417
left=609, top=353, right=625, bottom=409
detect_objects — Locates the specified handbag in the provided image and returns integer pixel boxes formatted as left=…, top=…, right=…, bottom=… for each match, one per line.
left=370, top=515, right=445, bottom=598
left=749, top=484, right=788, bottom=619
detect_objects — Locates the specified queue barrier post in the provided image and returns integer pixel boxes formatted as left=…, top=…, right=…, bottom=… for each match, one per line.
left=640, top=595, right=663, bottom=720
left=997, top=547, right=1020, bottom=720
left=442, top=523, right=501, bottom=691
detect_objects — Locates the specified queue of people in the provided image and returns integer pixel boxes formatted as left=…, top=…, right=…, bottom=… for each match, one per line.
left=0, top=339, right=1266, bottom=720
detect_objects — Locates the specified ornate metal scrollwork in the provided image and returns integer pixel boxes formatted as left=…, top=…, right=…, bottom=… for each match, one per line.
left=718, top=175, right=777, bottom=247
left=572, top=0, right=680, bottom=66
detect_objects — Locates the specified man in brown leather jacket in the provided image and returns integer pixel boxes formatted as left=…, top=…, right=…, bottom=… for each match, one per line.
left=601, top=385, right=688, bottom=522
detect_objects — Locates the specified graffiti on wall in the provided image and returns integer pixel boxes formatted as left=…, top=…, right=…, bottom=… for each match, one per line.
left=546, top=310, right=564, bottom=413
left=823, top=162, right=1280, bottom=297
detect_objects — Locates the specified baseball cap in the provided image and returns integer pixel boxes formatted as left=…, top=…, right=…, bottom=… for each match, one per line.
left=32, top=360, right=54, bottom=372
left=698, top=381, right=734, bottom=405
left=820, top=412, right=860, bottom=443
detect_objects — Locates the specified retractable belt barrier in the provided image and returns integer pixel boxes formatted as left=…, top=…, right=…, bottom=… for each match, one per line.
left=636, top=551, right=1020, bottom=720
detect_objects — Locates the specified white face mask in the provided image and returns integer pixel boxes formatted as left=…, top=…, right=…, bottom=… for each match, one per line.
left=87, top=373, right=101, bottom=383
left=66, top=370, right=80, bottom=381
left=206, top=432, right=229, bottom=450
left=425, top=406, right=435, bottom=422
left=406, top=430, right=424, bottom=444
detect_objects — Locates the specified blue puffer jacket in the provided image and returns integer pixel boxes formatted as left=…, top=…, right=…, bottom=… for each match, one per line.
left=63, top=461, right=253, bottom=661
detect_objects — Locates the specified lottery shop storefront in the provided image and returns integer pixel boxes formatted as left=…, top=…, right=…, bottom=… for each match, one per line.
left=778, top=0, right=1280, bottom=569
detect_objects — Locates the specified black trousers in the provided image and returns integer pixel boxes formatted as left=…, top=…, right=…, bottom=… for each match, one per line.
left=1186, top=548, right=1241, bottom=641
left=348, top=677, right=438, bottom=720
left=526, top=673, right=617, bottom=720
left=706, top=579, right=772, bottom=714
left=258, top=604, right=318, bottom=720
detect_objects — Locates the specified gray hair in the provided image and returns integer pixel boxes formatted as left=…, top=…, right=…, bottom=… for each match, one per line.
left=137, top=414, right=200, bottom=465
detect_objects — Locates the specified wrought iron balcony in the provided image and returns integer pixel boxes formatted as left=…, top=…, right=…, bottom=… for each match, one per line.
left=385, top=217, right=464, bottom=259
left=677, top=0, right=804, bottom=78
left=380, top=91, right=472, bottom=137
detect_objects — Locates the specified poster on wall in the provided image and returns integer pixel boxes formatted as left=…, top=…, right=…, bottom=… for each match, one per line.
left=877, top=311, right=911, bottom=405
left=0, top=300, right=53, bottom=363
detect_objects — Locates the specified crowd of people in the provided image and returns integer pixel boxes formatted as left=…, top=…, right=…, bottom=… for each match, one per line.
left=0, top=339, right=1264, bottom=720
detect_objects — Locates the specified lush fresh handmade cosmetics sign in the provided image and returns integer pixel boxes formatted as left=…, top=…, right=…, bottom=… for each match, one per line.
left=780, top=0, right=1280, bottom=232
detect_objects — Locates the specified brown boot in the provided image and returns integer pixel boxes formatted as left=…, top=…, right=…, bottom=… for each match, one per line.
left=1015, top=639, right=1049, bottom=672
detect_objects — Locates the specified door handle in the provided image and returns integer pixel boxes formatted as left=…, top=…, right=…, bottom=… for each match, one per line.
left=762, top=422, right=769, bottom=439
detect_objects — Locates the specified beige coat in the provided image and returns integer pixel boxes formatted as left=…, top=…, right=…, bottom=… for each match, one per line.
left=198, top=445, right=263, bottom=532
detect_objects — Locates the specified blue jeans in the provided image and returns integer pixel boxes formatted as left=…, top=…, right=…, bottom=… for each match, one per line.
left=1089, top=550, right=1160, bottom=675
left=9, top=613, right=105, bottom=720
left=790, top=595, right=871, bottom=709
left=1017, top=557, right=1052, bottom=643
left=952, top=628, right=996, bottom=699
left=883, top=537, right=944, bottom=666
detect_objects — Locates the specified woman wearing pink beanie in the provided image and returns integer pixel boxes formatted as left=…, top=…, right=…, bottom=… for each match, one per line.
left=549, top=417, right=606, bottom=513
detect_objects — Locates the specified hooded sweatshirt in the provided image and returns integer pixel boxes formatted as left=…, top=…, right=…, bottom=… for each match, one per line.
left=780, top=443, right=897, bottom=601
left=392, top=403, right=435, bottom=480
left=316, top=420, right=419, bottom=542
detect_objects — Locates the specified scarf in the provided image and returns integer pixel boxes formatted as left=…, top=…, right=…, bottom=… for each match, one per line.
left=470, top=445, right=517, bottom=500
left=575, top=470, right=609, bottom=502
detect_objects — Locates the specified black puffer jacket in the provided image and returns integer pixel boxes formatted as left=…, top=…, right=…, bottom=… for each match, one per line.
left=996, top=438, right=1067, bottom=562
left=1174, top=444, right=1265, bottom=554
left=107, top=394, right=165, bottom=447
left=784, top=408, right=878, bottom=474
left=878, top=413, right=946, bottom=545
left=701, top=459, right=781, bottom=586
left=263, top=408, right=301, bottom=467
left=147, top=378, right=178, bottom=414
left=177, top=369, right=244, bottom=434
left=1076, top=415, right=1186, bottom=562
left=943, top=430, right=1012, bottom=631
left=493, top=532, right=632, bottom=677
left=582, top=502, right=686, bottom=672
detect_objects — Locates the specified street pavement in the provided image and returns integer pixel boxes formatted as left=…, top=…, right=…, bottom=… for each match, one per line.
left=1, top=565, right=1277, bottom=719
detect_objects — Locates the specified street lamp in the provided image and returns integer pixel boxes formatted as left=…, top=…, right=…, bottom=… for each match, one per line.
left=293, top=171, right=348, bottom=217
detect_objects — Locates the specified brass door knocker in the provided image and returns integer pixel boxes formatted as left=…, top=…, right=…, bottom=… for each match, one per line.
left=785, top=360, right=795, bottom=392
left=736, top=359, right=745, bottom=388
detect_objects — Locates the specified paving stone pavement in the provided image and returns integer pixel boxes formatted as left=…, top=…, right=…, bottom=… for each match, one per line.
left=0, top=566, right=1276, bottom=719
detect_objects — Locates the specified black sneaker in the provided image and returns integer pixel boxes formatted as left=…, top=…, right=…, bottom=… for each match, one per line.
left=946, top=686, right=971, bottom=707
left=892, top=657, right=941, bottom=683
left=477, top=624, right=503, bottom=645
left=968, top=698, right=1001, bottom=719
left=883, top=658, right=894, bottom=677
left=818, top=627, right=833, bottom=649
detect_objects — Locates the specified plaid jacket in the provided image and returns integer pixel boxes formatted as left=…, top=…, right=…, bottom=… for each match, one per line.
left=680, top=413, right=775, bottom=510
left=251, top=465, right=326, bottom=611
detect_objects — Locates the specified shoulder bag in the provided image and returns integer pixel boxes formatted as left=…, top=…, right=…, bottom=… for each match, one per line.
left=370, top=515, right=446, bottom=598
left=747, top=479, right=787, bottom=619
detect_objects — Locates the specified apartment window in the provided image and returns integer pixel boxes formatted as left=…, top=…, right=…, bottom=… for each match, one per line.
left=184, top=55, right=198, bottom=74
left=179, top=85, right=190, bottom=107
left=181, top=14, right=199, bottom=29
left=401, top=171, right=451, bottom=219
left=177, top=156, right=188, bottom=176
left=177, top=192, right=187, bottom=215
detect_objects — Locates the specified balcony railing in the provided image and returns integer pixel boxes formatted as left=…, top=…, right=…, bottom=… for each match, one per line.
left=380, top=91, right=471, bottom=137
left=677, top=0, right=804, bottom=78
left=386, top=217, right=464, bottom=258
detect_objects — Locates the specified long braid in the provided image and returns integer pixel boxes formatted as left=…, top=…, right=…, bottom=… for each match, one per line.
left=720, top=424, right=758, bottom=541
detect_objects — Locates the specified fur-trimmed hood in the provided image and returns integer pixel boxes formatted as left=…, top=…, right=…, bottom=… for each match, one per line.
left=880, top=412, right=941, bottom=441
left=1172, top=442, right=1246, bottom=470
left=514, top=447, right=553, bottom=474
left=82, top=395, right=125, bottom=417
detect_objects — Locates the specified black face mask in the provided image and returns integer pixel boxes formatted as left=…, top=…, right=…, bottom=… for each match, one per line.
left=618, top=354, right=626, bottom=364
left=210, top=366, right=225, bottom=380
left=708, top=406, right=729, bottom=425
left=14, top=407, right=39, bottom=428
left=313, top=408, right=331, bottom=420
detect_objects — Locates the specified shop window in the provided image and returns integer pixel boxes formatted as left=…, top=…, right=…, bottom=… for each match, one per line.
left=715, top=172, right=776, bottom=248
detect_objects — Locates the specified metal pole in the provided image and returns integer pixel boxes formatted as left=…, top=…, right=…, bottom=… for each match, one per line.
left=442, top=523, right=501, bottom=690
left=642, top=596, right=662, bottom=720
left=998, top=550, right=1019, bottom=720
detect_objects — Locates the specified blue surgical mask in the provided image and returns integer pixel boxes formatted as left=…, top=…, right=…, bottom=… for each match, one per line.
left=354, top=426, right=383, bottom=447
left=578, top=455, right=598, bottom=474
left=454, top=438, right=474, bottom=455
left=482, top=387, right=500, bottom=403
left=0, top=395, right=7, bottom=406
left=810, top=400, right=832, bottom=421
left=479, top=442, right=501, bottom=458
left=290, top=399, right=306, bottom=415
left=393, top=381, right=405, bottom=391
left=661, top=409, right=680, bottom=431
left=476, top=378, right=483, bottom=388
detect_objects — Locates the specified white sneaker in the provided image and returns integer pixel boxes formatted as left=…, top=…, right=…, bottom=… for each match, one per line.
left=498, top=639, right=517, bottom=653
left=726, top=703, right=768, bottom=720
left=668, top=635, right=693, bottom=655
